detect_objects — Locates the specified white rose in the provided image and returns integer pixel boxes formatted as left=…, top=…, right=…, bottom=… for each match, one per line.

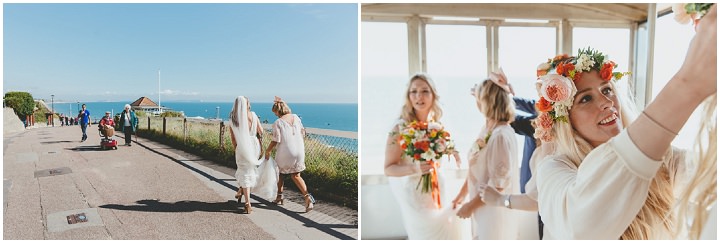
left=428, top=122, right=442, bottom=130
left=421, top=150, right=436, bottom=161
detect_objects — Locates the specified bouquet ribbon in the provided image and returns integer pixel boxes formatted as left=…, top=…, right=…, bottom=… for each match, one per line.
left=430, top=161, right=441, bottom=209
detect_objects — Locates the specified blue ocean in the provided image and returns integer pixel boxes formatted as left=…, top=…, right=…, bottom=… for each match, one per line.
left=55, top=101, right=358, bottom=132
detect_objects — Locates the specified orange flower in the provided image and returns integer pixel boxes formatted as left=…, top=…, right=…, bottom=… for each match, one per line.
left=555, top=62, right=574, bottom=77
left=414, top=140, right=430, bottom=152
left=535, top=97, right=553, bottom=112
left=413, top=153, right=421, bottom=160
left=573, top=71, right=583, bottom=83
left=401, top=142, right=407, bottom=150
left=600, top=62, right=615, bottom=81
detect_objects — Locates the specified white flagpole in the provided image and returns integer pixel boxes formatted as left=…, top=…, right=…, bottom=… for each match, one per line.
left=158, top=69, right=161, bottom=114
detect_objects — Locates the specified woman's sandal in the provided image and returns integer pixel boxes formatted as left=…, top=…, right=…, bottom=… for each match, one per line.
left=244, top=203, right=252, bottom=214
left=272, top=193, right=284, bottom=206
left=304, top=193, right=316, bottom=213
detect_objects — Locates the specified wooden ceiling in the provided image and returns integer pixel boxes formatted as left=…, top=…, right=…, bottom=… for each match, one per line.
left=362, top=3, right=661, bottom=24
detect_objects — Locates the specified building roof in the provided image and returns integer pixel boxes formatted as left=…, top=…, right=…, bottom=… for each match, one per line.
left=130, top=97, right=159, bottom=107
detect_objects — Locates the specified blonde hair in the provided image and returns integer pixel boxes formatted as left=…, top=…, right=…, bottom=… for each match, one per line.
left=551, top=80, right=674, bottom=240
left=475, top=79, right=515, bottom=123
left=400, top=74, right=442, bottom=122
left=272, top=100, right=292, bottom=116
left=674, top=94, right=717, bottom=239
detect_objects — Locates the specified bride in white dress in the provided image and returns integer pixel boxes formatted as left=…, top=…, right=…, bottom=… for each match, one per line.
left=454, top=76, right=518, bottom=240
left=384, top=74, right=463, bottom=240
left=229, top=96, right=277, bottom=214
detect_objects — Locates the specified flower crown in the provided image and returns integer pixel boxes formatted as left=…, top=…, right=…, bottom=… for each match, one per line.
left=673, top=3, right=714, bottom=25
left=533, top=47, right=630, bottom=142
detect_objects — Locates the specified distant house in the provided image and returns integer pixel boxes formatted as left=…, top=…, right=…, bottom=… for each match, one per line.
left=130, top=97, right=170, bottom=116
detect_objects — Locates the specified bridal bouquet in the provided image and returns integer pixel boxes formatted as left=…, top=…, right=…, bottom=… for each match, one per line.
left=397, top=120, right=456, bottom=207
left=673, top=3, right=714, bottom=27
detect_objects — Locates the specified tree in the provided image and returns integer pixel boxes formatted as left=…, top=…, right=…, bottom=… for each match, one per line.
left=4, top=92, right=35, bottom=121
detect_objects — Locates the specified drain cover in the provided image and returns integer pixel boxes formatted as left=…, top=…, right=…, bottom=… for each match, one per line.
left=66, top=213, right=88, bottom=224
left=34, top=167, right=72, bottom=178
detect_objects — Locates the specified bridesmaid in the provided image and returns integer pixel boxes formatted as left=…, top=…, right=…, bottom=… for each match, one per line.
left=264, top=96, right=315, bottom=212
left=454, top=71, right=518, bottom=240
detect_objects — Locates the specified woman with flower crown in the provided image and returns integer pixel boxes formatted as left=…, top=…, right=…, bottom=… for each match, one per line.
left=530, top=6, right=716, bottom=240
left=450, top=72, right=519, bottom=240
left=384, top=73, right=464, bottom=240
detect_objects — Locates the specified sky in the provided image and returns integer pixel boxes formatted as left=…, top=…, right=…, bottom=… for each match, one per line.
left=3, top=3, right=358, bottom=103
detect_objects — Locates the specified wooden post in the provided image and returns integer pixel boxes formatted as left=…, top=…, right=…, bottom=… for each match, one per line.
left=162, top=117, right=167, bottom=135
left=183, top=118, right=187, bottom=144
left=219, top=121, right=225, bottom=153
left=147, top=116, right=150, bottom=130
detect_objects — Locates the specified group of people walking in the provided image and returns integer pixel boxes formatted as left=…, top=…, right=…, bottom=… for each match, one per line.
left=78, top=103, right=139, bottom=146
left=229, top=96, right=314, bottom=214
left=385, top=6, right=716, bottom=240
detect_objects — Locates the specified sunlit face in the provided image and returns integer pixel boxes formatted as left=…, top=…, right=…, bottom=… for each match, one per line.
left=569, top=71, right=623, bottom=147
left=408, top=78, right=434, bottom=115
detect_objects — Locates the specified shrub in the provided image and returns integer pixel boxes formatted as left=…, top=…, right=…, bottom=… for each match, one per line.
left=4, top=91, right=35, bottom=120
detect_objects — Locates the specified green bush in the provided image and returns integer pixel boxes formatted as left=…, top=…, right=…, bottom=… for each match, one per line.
left=4, top=91, right=35, bottom=120
left=160, top=110, right=184, bottom=117
left=34, top=101, right=50, bottom=123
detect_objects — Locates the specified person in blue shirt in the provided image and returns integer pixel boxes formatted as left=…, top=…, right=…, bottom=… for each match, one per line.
left=77, top=104, right=91, bottom=142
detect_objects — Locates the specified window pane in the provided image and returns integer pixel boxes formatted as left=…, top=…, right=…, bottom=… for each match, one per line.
left=499, top=26, right=556, bottom=100
left=361, top=22, right=409, bottom=175
left=651, top=14, right=701, bottom=150
left=426, top=24, right=487, bottom=166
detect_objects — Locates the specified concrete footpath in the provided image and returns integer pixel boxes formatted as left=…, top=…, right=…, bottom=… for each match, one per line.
left=3, top=125, right=357, bottom=240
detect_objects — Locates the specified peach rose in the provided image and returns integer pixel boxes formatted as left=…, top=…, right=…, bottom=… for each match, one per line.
left=540, top=74, right=574, bottom=103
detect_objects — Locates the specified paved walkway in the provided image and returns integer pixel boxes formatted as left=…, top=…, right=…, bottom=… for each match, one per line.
left=3, top=125, right=357, bottom=240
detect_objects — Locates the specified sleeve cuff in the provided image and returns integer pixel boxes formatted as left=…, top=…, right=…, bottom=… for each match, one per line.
left=610, top=129, right=663, bottom=180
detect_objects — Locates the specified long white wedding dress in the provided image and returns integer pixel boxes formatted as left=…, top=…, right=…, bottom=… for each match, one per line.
left=230, top=97, right=277, bottom=200
left=387, top=121, right=464, bottom=240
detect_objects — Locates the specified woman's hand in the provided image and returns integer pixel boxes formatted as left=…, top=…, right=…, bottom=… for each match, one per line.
left=456, top=203, right=474, bottom=219
left=452, top=151, right=462, bottom=168
left=676, top=5, right=717, bottom=98
left=418, top=162, right=434, bottom=175
left=482, top=186, right=504, bottom=207
left=264, top=150, right=271, bottom=160
left=452, top=192, right=466, bottom=210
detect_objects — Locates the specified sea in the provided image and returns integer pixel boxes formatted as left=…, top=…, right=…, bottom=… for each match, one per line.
left=55, top=101, right=358, bottom=132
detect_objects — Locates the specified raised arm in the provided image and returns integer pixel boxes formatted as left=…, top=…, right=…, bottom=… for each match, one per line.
left=628, top=6, right=716, bottom=161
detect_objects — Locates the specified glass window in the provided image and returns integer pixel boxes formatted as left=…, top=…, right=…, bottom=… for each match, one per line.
left=651, top=14, right=701, bottom=150
left=425, top=24, right=487, bottom=167
left=361, top=22, right=409, bottom=175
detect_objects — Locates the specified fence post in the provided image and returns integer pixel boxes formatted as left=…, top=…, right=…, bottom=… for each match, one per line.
left=163, top=117, right=167, bottom=135
left=147, top=116, right=150, bottom=130
left=219, top=121, right=225, bottom=153
left=183, top=118, right=187, bottom=144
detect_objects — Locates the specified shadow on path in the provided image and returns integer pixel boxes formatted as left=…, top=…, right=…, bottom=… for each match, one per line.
left=41, top=140, right=75, bottom=145
left=66, top=145, right=109, bottom=152
left=132, top=139, right=356, bottom=240
left=100, top=199, right=241, bottom=214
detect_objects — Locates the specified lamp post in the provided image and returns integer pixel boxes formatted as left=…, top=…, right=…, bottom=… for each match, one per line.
left=51, top=95, right=55, bottom=127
